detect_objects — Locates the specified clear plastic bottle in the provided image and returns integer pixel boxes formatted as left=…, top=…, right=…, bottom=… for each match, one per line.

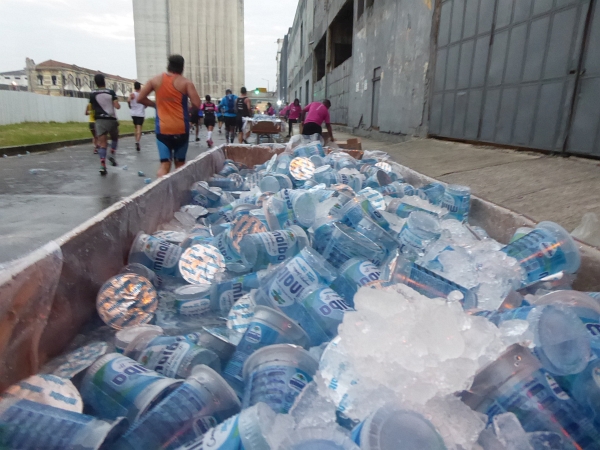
left=125, top=331, right=221, bottom=379
left=397, top=211, right=442, bottom=261
left=239, top=225, right=309, bottom=270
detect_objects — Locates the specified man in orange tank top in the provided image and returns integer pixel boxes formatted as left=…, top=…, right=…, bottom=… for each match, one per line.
left=137, top=55, right=201, bottom=177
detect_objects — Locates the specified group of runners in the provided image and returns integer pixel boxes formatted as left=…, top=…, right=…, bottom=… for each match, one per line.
left=87, top=54, right=334, bottom=178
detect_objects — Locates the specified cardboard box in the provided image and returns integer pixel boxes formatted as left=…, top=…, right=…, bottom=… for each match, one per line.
left=335, top=137, right=363, bottom=151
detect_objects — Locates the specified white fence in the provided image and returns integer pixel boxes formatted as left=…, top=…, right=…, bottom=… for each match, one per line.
left=0, top=90, right=153, bottom=126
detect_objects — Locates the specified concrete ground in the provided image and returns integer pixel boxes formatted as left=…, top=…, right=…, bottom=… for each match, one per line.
left=336, top=132, right=600, bottom=234
left=0, top=126, right=228, bottom=263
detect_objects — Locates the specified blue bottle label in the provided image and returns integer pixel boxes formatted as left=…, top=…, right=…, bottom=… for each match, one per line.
left=243, top=364, right=313, bottom=414
left=302, top=288, right=353, bottom=337
left=267, top=255, right=320, bottom=307
left=485, top=368, right=600, bottom=447
left=138, top=335, right=204, bottom=378
left=502, top=229, right=568, bottom=284
left=441, top=191, right=470, bottom=222
left=86, top=356, right=169, bottom=419
left=344, top=260, right=381, bottom=287
left=132, top=235, right=182, bottom=276
left=257, top=229, right=298, bottom=264
left=223, top=322, right=281, bottom=383
left=393, top=203, right=437, bottom=219
left=178, top=415, right=241, bottom=450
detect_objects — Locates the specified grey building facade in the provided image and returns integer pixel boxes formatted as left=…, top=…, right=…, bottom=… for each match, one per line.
left=283, top=0, right=600, bottom=157
left=133, top=0, right=245, bottom=98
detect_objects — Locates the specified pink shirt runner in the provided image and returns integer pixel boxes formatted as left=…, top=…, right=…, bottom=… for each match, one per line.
left=303, top=102, right=330, bottom=125
left=287, top=104, right=302, bottom=120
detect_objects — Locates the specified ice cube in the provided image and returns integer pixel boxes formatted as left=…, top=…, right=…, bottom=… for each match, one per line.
left=493, top=413, right=533, bottom=450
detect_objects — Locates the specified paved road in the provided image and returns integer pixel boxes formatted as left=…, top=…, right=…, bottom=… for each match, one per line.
left=0, top=128, right=229, bottom=263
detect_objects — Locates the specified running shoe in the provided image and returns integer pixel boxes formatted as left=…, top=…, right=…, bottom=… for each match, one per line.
left=99, top=165, right=107, bottom=175
left=195, top=138, right=200, bottom=142
left=108, top=156, right=117, bottom=167
left=136, top=143, right=140, bottom=152
left=94, top=147, right=98, bottom=154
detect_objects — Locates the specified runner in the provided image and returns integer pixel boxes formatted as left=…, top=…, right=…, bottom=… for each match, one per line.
left=128, top=81, right=146, bottom=152
left=84, top=103, right=98, bottom=154
left=90, top=74, right=120, bottom=175
left=236, top=87, right=253, bottom=144
left=136, top=54, right=201, bottom=178
left=190, top=101, right=200, bottom=142
left=265, top=102, right=275, bottom=116
left=201, top=95, right=217, bottom=148
left=302, top=99, right=334, bottom=142
left=216, top=100, right=224, bottom=135
left=283, top=98, right=302, bottom=137
left=219, top=89, right=238, bottom=143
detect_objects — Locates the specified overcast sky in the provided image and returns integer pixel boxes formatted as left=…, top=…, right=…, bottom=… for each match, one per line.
left=0, top=0, right=297, bottom=92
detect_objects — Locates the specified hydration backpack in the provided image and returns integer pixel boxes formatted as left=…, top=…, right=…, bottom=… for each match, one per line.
left=226, top=95, right=235, bottom=114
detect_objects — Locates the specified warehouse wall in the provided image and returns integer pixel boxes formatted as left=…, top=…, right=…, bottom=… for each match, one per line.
left=132, top=0, right=170, bottom=84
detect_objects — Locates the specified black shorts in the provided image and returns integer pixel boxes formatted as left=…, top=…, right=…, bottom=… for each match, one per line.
left=302, top=122, right=323, bottom=136
left=218, top=116, right=225, bottom=123
left=236, top=117, right=244, bottom=132
left=156, top=133, right=189, bottom=162
left=133, top=116, right=145, bottom=126
left=224, top=116, right=237, bottom=128
left=190, top=115, right=199, bottom=125
left=204, top=116, right=216, bottom=128
left=89, top=122, right=96, bottom=136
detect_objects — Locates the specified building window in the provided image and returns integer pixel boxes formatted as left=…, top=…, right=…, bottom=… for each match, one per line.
left=15, top=77, right=20, bottom=80
left=357, top=0, right=364, bottom=19
left=300, top=23, right=304, bottom=57
left=306, top=80, right=309, bottom=105
left=52, top=76, right=57, bottom=85
left=76, top=78, right=81, bottom=87
left=330, top=0, right=354, bottom=69
left=37, top=75, right=43, bottom=86
left=4, top=77, right=9, bottom=80
left=62, top=75, right=66, bottom=85
left=299, top=87, right=303, bottom=105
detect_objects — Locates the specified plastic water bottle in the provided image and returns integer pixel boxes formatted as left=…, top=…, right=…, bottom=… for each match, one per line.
left=389, top=257, right=478, bottom=309
left=531, top=290, right=600, bottom=357
left=209, top=270, right=265, bottom=316
left=417, top=182, right=445, bottom=205
left=330, top=258, right=382, bottom=306
left=125, top=331, right=221, bottom=378
left=218, top=162, right=239, bottom=177
left=128, top=232, right=183, bottom=277
left=209, top=174, right=243, bottom=191
left=312, top=166, right=337, bottom=186
left=464, top=344, right=600, bottom=449
left=475, top=305, right=591, bottom=376
left=336, top=172, right=363, bottom=192
left=173, top=402, right=275, bottom=450
left=81, top=353, right=182, bottom=422
left=397, top=211, right=442, bottom=261
left=375, top=181, right=415, bottom=198
left=115, top=366, right=241, bottom=450
left=558, top=358, right=600, bottom=425
left=114, top=325, right=164, bottom=354
left=242, top=344, right=318, bottom=413
left=263, top=189, right=317, bottom=230
left=0, top=398, right=128, bottom=450
left=331, top=195, right=390, bottom=231
left=301, top=286, right=353, bottom=338
left=317, top=222, right=386, bottom=268
left=239, top=225, right=309, bottom=270
left=441, top=184, right=471, bottom=222
left=173, top=284, right=212, bottom=317
left=352, top=403, right=446, bottom=450
left=254, top=247, right=338, bottom=346
left=279, top=427, right=360, bottom=450
left=223, top=306, right=310, bottom=393
left=501, top=221, right=581, bottom=286
left=386, top=198, right=439, bottom=219
left=353, top=217, right=400, bottom=258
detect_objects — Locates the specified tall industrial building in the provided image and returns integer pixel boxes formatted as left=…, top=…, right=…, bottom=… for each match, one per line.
left=132, top=0, right=245, bottom=98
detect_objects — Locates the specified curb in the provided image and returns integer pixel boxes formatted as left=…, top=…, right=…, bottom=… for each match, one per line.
left=0, top=131, right=156, bottom=157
